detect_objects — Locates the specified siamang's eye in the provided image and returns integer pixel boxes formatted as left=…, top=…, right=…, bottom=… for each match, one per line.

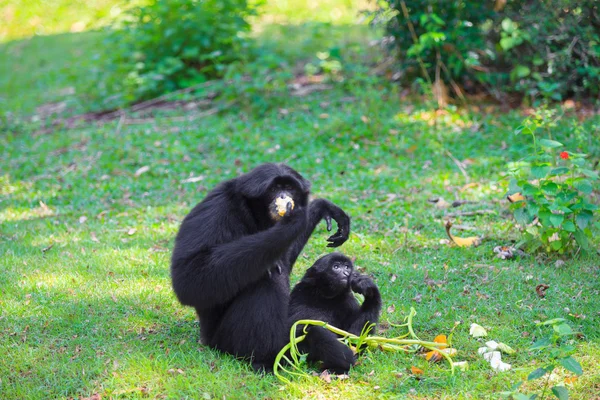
left=344, top=265, right=350, bottom=270
left=333, top=264, right=339, bottom=270
left=285, top=184, right=292, bottom=191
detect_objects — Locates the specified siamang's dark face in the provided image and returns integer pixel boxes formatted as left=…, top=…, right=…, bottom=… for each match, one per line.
left=312, top=253, right=353, bottom=296
left=236, top=163, right=311, bottom=223
left=266, top=178, right=303, bottom=222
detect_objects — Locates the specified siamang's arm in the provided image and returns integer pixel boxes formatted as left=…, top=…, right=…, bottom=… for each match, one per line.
left=286, top=199, right=350, bottom=267
left=346, top=274, right=382, bottom=335
left=172, top=208, right=307, bottom=310
left=301, top=326, right=355, bottom=374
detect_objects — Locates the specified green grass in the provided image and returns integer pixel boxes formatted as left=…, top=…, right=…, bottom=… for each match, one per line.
left=1, top=0, right=599, bottom=398
left=2, top=87, right=599, bottom=398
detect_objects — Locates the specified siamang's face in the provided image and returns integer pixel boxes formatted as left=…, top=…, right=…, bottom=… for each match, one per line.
left=314, top=254, right=353, bottom=295
left=266, top=178, right=302, bottom=221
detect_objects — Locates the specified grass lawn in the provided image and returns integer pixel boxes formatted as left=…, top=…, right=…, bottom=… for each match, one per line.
left=1, top=1, right=599, bottom=399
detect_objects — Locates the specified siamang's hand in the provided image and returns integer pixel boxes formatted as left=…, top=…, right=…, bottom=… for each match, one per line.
left=321, top=200, right=350, bottom=247
left=280, top=201, right=307, bottom=227
left=351, top=273, right=377, bottom=298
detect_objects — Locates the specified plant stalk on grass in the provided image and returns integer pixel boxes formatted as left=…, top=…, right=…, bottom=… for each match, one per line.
left=274, top=307, right=455, bottom=383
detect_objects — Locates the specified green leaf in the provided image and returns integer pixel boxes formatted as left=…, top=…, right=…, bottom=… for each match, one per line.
left=549, top=167, right=569, bottom=176
left=509, top=178, right=521, bottom=194
left=512, top=394, right=535, bottom=400
left=511, top=65, right=531, bottom=80
left=553, top=323, right=573, bottom=336
left=562, top=220, right=575, bottom=232
left=539, top=139, right=563, bottom=148
left=559, top=356, right=583, bottom=375
left=574, top=179, right=592, bottom=194
left=551, top=386, right=569, bottom=400
left=573, top=230, right=590, bottom=250
left=528, top=367, right=547, bottom=380
left=538, top=210, right=552, bottom=226
left=531, top=165, right=551, bottom=179
left=522, top=183, right=538, bottom=196
left=549, top=214, right=564, bottom=227
left=581, top=169, right=599, bottom=180
left=576, top=210, right=593, bottom=230
left=530, top=336, right=551, bottom=350
left=514, top=207, right=530, bottom=225
left=541, top=182, right=559, bottom=194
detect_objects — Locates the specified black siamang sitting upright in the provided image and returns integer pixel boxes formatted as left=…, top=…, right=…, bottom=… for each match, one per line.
left=170, top=163, right=350, bottom=371
left=289, top=253, right=382, bottom=373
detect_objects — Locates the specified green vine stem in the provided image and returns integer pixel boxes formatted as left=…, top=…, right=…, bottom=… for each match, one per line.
left=273, top=307, right=456, bottom=383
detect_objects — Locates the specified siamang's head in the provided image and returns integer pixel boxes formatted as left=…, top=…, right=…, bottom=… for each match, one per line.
left=236, top=163, right=311, bottom=222
left=304, top=253, right=353, bottom=298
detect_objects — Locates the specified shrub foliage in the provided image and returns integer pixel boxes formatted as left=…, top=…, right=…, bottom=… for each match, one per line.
left=106, top=0, right=257, bottom=102
left=383, top=0, right=600, bottom=101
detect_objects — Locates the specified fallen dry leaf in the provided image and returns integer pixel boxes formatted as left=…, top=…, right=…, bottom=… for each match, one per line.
left=181, top=175, right=205, bottom=183
left=507, top=193, right=525, bottom=203
left=410, top=366, right=424, bottom=375
left=444, top=221, right=481, bottom=247
left=390, top=274, right=397, bottom=283
left=428, top=197, right=452, bottom=209
left=434, top=335, right=448, bottom=348
left=81, top=394, right=101, bottom=400
left=134, top=166, right=150, bottom=177
left=425, top=350, right=443, bottom=363
left=469, top=323, right=487, bottom=337
left=127, top=228, right=137, bottom=236
left=387, top=304, right=396, bottom=314
left=536, top=284, right=550, bottom=298
left=564, top=376, right=578, bottom=384
left=453, top=361, right=469, bottom=371
left=319, top=369, right=332, bottom=383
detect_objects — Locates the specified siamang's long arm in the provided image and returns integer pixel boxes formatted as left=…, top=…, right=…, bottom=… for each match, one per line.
left=346, top=277, right=382, bottom=335
left=172, top=211, right=306, bottom=310
left=301, top=326, right=355, bottom=374
left=285, top=199, right=350, bottom=267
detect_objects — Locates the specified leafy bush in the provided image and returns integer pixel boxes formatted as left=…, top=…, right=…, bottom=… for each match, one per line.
left=507, top=109, right=598, bottom=254
left=105, top=0, right=257, bottom=103
left=381, top=0, right=600, bottom=101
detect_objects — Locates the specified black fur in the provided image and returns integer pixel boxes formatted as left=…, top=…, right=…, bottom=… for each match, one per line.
left=170, top=163, right=350, bottom=371
left=288, top=253, right=382, bottom=373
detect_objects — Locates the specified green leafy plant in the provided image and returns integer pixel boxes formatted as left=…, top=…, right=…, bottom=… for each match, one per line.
left=104, top=0, right=258, bottom=103
left=507, top=109, right=598, bottom=254
left=500, top=318, right=583, bottom=400
left=379, top=0, right=600, bottom=101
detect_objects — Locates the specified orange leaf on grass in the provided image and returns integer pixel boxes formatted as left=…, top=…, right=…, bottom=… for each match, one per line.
left=410, top=366, right=424, bottom=375
left=564, top=376, right=578, bottom=384
left=434, top=334, right=448, bottom=348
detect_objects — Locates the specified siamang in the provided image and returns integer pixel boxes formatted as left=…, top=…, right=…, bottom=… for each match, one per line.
left=170, top=163, right=350, bottom=371
left=288, top=253, right=382, bottom=373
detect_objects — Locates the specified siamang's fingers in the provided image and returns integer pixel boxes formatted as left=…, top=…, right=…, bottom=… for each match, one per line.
left=325, top=215, right=332, bottom=232
left=267, top=269, right=272, bottom=279
left=326, top=230, right=346, bottom=247
left=326, top=225, right=349, bottom=247
left=275, top=263, right=282, bottom=275
left=286, top=201, right=293, bottom=215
